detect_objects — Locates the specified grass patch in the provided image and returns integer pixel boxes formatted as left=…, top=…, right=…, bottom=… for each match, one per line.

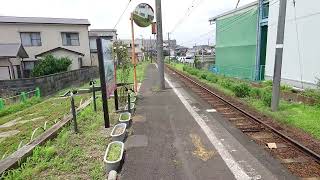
left=0, top=97, right=42, bottom=118
left=2, top=99, right=118, bottom=179
left=120, top=113, right=130, bottom=120
left=106, top=143, right=122, bottom=161
left=0, top=94, right=91, bottom=159
left=169, top=63, right=320, bottom=139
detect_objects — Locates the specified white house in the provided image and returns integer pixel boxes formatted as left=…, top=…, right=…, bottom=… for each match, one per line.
left=89, top=29, right=117, bottom=66
left=265, top=0, right=320, bottom=89
left=0, top=16, right=91, bottom=79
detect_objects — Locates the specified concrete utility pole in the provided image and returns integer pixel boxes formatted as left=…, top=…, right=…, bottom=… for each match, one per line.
left=271, top=0, right=287, bottom=111
left=168, top=32, right=170, bottom=63
left=156, top=0, right=165, bottom=89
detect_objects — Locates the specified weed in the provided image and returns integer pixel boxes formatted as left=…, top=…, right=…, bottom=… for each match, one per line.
left=262, top=91, right=272, bottom=107
left=233, top=83, right=251, bottom=98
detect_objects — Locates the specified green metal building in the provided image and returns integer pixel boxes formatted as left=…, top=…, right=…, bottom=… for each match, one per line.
left=209, top=1, right=269, bottom=81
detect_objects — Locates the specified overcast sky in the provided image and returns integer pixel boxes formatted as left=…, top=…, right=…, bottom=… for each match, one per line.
left=0, top=0, right=255, bottom=47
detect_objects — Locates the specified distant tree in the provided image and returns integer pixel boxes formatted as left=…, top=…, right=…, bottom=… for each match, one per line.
left=317, top=77, right=320, bottom=89
left=31, top=54, right=72, bottom=77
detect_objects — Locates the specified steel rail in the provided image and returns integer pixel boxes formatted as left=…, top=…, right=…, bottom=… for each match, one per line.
left=167, top=66, right=320, bottom=163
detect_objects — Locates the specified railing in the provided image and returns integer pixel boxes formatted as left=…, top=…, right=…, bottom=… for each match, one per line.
left=208, top=65, right=266, bottom=81
left=0, top=88, right=41, bottom=110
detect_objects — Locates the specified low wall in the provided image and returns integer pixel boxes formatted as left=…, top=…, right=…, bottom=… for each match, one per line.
left=0, top=67, right=99, bottom=97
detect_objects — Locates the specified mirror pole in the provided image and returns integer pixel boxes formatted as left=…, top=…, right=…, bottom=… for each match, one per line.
left=131, top=13, right=138, bottom=93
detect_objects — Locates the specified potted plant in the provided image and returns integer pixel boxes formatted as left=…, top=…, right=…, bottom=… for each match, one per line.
left=119, top=112, right=132, bottom=128
left=104, top=141, right=124, bottom=173
left=110, top=123, right=127, bottom=142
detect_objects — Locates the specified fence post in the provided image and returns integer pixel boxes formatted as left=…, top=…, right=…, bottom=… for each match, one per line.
left=114, top=88, right=119, bottom=111
left=35, top=87, right=41, bottom=98
left=92, top=84, right=97, bottom=112
left=127, top=92, right=131, bottom=114
left=70, top=93, right=78, bottom=133
left=20, top=92, right=27, bottom=103
left=0, top=98, right=4, bottom=110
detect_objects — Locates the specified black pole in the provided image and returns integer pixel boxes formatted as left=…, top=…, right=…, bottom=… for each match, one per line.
left=70, top=93, right=78, bottom=133
left=97, top=38, right=110, bottom=128
left=114, top=88, right=119, bottom=111
left=92, top=83, right=97, bottom=112
left=127, top=91, right=131, bottom=114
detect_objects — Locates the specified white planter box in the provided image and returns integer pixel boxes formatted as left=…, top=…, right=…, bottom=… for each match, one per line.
left=125, top=103, right=136, bottom=111
left=110, top=123, right=127, bottom=142
left=104, top=141, right=124, bottom=173
left=119, top=112, right=132, bottom=128
left=131, top=97, right=137, bottom=103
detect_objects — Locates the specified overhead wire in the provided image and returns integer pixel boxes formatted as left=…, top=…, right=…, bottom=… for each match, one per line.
left=170, top=0, right=205, bottom=33
left=113, top=0, right=132, bottom=29
left=292, top=0, right=304, bottom=89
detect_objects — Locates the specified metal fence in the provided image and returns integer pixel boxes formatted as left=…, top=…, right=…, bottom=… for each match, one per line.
left=0, top=88, right=41, bottom=110
left=208, top=65, right=266, bottom=81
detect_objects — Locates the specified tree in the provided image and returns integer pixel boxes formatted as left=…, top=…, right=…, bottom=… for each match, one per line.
left=31, top=54, right=72, bottom=77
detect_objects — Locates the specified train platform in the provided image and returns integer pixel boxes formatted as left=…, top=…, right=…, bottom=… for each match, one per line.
left=120, top=64, right=295, bottom=180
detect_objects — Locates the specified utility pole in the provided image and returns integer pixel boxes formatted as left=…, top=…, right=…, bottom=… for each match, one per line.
left=271, top=0, right=287, bottom=111
left=168, top=32, right=170, bottom=63
left=156, top=0, right=165, bottom=90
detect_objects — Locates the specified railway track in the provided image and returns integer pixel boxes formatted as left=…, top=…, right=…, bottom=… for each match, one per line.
left=167, top=65, right=320, bottom=178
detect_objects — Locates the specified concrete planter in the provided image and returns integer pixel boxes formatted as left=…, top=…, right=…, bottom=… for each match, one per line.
left=110, top=123, right=127, bottom=142
left=131, top=96, right=137, bottom=103
left=119, top=112, right=132, bottom=128
left=125, top=103, right=136, bottom=112
left=104, top=141, right=124, bottom=173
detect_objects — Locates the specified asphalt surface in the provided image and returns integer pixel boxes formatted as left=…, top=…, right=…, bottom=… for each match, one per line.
left=120, top=64, right=295, bottom=180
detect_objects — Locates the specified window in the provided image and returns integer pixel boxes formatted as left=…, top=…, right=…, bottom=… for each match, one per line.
left=20, top=32, right=41, bottom=46
left=61, top=32, right=80, bottom=46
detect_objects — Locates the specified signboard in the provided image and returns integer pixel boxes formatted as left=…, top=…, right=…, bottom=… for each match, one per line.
left=97, top=38, right=116, bottom=128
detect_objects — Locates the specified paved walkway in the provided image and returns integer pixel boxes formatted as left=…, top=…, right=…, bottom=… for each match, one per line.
left=121, top=64, right=295, bottom=180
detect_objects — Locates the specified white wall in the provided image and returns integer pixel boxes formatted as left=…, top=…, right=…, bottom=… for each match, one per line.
left=266, top=0, right=320, bottom=88
left=0, top=23, right=91, bottom=67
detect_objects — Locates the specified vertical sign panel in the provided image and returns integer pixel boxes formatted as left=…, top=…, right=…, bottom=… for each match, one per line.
left=97, top=38, right=116, bottom=128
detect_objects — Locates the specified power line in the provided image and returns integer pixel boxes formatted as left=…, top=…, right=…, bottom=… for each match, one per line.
left=170, top=0, right=205, bottom=33
left=113, top=0, right=132, bottom=29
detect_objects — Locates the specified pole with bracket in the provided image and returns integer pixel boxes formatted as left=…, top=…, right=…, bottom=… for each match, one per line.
left=271, top=0, right=287, bottom=111
left=131, top=13, right=138, bottom=93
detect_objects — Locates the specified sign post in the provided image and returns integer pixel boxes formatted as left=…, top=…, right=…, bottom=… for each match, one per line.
left=97, top=38, right=116, bottom=128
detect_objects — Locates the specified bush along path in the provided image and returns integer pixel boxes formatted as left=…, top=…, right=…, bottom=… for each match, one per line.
left=168, top=63, right=320, bottom=141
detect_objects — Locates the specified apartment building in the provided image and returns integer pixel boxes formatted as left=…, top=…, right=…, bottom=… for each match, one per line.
left=0, top=16, right=91, bottom=79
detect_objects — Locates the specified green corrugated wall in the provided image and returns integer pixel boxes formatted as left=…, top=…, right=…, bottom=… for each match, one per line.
left=215, top=7, right=258, bottom=80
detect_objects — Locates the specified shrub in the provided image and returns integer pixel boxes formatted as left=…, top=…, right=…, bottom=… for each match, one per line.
left=250, top=87, right=263, bottom=99
left=200, top=73, right=207, bottom=80
left=262, top=80, right=273, bottom=87
left=31, top=54, right=72, bottom=77
left=206, top=74, right=218, bottom=83
left=219, top=79, right=234, bottom=90
left=183, top=66, right=187, bottom=71
left=262, top=91, right=272, bottom=107
left=317, top=77, right=320, bottom=89
left=189, top=69, right=200, bottom=76
left=233, top=83, right=251, bottom=98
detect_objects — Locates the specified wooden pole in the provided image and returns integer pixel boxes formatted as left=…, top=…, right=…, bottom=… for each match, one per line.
left=131, top=13, right=138, bottom=93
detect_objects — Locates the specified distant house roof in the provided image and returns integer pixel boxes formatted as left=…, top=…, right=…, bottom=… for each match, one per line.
left=0, top=43, right=29, bottom=58
left=35, top=47, right=84, bottom=58
left=0, top=16, right=90, bottom=25
left=90, top=29, right=117, bottom=32
left=209, top=1, right=258, bottom=23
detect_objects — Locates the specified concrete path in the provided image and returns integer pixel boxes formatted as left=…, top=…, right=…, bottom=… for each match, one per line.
left=120, top=64, right=295, bottom=180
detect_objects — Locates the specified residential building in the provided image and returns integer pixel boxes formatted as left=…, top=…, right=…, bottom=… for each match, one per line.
left=265, top=0, right=320, bottom=89
left=0, top=44, right=28, bottom=80
left=0, top=16, right=91, bottom=79
left=89, top=29, right=117, bottom=66
left=209, top=1, right=269, bottom=81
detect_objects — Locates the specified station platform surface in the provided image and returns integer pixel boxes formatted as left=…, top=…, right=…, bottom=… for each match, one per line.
left=121, top=64, right=295, bottom=180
